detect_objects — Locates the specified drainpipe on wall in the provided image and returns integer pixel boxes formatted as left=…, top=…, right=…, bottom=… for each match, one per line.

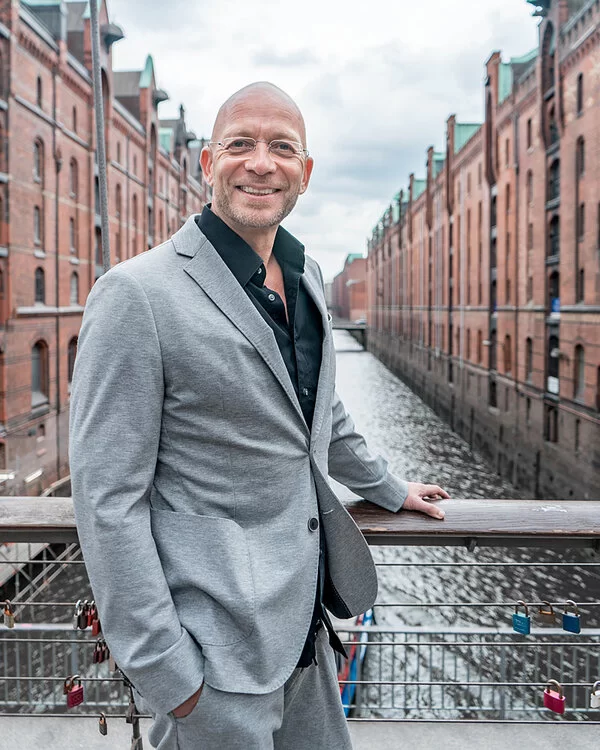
left=52, top=64, right=62, bottom=484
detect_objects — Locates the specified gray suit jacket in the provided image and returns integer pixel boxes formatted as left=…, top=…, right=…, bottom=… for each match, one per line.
left=69, top=215, right=408, bottom=715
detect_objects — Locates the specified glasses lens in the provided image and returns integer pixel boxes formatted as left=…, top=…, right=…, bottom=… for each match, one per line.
left=223, top=138, right=256, bottom=155
left=269, top=141, right=300, bottom=158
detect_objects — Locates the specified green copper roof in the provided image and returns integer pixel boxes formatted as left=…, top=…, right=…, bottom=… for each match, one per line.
left=139, top=55, right=154, bottom=89
left=159, top=128, right=173, bottom=153
left=23, top=1, right=63, bottom=6
left=433, top=151, right=445, bottom=176
left=512, top=47, right=538, bottom=65
left=346, top=253, right=364, bottom=264
left=498, top=62, right=513, bottom=104
left=454, top=123, right=481, bottom=154
left=413, top=179, right=426, bottom=201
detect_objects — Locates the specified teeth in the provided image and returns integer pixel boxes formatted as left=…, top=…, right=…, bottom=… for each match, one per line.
left=239, top=187, right=277, bottom=195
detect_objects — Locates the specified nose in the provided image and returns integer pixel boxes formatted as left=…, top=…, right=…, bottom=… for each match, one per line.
left=244, top=142, right=277, bottom=175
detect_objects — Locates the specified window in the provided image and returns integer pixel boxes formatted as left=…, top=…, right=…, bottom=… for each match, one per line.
left=31, top=340, right=49, bottom=406
left=34, top=267, right=45, bottom=303
left=577, top=73, right=583, bottom=115
left=36, top=76, right=42, bottom=108
left=577, top=203, right=585, bottom=241
left=505, top=138, right=510, bottom=167
left=504, top=335, right=512, bottom=375
left=33, top=140, right=43, bottom=183
left=117, top=142, right=121, bottom=164
left=576, top=137, right=585, bottom=178
left=548, top=216, right=560, bottom=258
left=549, top=270, right=560, bottom=313
left=477, top=163, right=482, bottom=186
left=466, top=329, right=471, bottom=360
left=526, top=170, right=533, bottom=204
left=574, top=344, right=584, bottom=400
left=467, top=173, right=471, bottom=195
left=34, top=205, right=42, bottom=245
left=547, top=333, right=560, bottom=394
left=132, top=194, right=138, bottom=256
left=526, top=338, right=533, bottom=382
left=69, top=217, right=77, bottom=254
left=477, top=331, right=482, bottom=364
left=68, top=337, right=78, bottom=384
left=548, top=160, right=560, bottom=201
left=72, top=106, right=77, bottom=133
left=544, top=404, right=558, bottom=442
left=528, top=223, right=533, bottom=250
left=527, top=276, right=533, bottom=302
left=70, top=272, right=79, bottom=305
left=133, top=155, right=137, bottom=176
left=577, top=267, right=584, bottom=303
left=527, top=118, right=532, bottom=149
left=70, top=159, right=78, bottom=198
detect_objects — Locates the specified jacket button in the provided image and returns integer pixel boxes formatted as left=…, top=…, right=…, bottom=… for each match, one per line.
left=308, top=517, right=319, bottom=532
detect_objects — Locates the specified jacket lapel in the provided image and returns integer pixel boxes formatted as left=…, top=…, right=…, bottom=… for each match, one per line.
left=300, top=268, right=333, bottom=444
left=173, top=218, right=308, bottom=430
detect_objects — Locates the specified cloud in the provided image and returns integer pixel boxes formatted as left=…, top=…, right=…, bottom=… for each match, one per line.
left=252, top=48, right=319, bottom=67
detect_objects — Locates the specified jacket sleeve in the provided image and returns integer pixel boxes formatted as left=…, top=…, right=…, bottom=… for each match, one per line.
left=328, top=389, right=409, bottom=512
left=69, top=268, right=204, bottom=715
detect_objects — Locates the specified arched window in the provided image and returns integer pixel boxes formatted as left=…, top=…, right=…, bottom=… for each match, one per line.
left=504, top=335, right=512, bottom=375
left=70, top=158, right=78, bottom=198
left=34, top=267, right=45, bottom=303
left=526, top=338, right=533, bottom=382
left=31, top=340, right=49, bottom=406
left=33, top=139, right=43, bottom=183
left=576, top=137, right=585, bottom=178
left=574, top=344, right=584, bottom=400
left=70, top=271, right=79, bottom=305
left=576, top=73, right=583, bottom=115
left=36, top=76, right=42, bottom=108
left=34, top=205, right=42, bottom=245
left=68, top=337, right=78, bottom=384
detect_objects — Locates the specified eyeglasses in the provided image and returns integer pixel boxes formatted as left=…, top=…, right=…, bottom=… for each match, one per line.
left=209, top=137, right=309, bottom=159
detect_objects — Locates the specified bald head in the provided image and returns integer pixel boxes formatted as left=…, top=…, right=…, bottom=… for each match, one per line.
left=211, top=82, right=307, bottom=146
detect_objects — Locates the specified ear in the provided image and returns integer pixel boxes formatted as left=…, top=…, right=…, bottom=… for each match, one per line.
left=200, top=146, right=215, bottom=187
left=298, top=156, right=314, bottom=195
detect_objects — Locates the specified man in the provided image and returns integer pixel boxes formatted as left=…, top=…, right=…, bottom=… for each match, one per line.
left=70, top=82, right=448, bottom=750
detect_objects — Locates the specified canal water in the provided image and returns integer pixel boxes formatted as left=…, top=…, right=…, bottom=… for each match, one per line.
left=10, top=330, right=600, bottom=719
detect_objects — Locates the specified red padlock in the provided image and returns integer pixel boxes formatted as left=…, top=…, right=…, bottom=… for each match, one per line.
left=91, top=613, right=101, bottom=636
left=86, top=601, right=95, bottom=628
left=65, top=674, right=84, bottom=708
left=543, top=679, right=566, bottom=714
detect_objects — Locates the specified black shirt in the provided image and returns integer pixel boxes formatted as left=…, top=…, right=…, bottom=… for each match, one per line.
left=196, top=207, right=345, bottom=668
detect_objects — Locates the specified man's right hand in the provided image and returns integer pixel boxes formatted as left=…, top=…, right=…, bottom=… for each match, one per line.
left=172, top=683, right=204, bottom=718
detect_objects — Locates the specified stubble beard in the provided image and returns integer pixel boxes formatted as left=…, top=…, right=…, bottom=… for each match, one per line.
left=214, top=187, right=300, bottom=229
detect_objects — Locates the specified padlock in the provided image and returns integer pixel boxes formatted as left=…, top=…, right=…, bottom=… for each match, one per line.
left=98, top=712, right=108, bottom=736
left=512, top=600, right=531, bottom=635
left=126, top=699, right=136, bottom=724
left=101, top=640, right=110, bottom=664
left=3, top=600, right=15, bottom=628
left=91, top=609, right=101, bottom=637
left=73, top=599, right=83, bottom=630
left=562, top=600, right=581, bottom=634
left=87, top=601, right=95, bottom=628
left=543, top=679, right=566, bottom=714
left=93, top=640, right=102, bottom=664
left=538, top=601, right=556, bottom=625
left=78, top=600, right=90, bottom=630
left=590, top=681, right=600, bottom=709
left=65, top=675, right=84, bottom=708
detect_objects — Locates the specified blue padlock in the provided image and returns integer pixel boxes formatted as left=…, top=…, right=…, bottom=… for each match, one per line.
left=513, top=600, right=531, bottom=634
left=562, top=600, right=581, bottom=634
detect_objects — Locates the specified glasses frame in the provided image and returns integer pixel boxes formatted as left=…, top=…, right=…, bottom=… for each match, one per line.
left=209, top=137, right=309, bottom=159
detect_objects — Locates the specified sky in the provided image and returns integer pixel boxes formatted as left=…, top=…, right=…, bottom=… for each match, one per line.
left=107, top=0, right=540, bottom=282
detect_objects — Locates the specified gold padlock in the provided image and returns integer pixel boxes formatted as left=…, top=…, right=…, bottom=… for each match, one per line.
left=538, top=601, right=556, bottom=625
left=3, top=600, right=15, bottom=628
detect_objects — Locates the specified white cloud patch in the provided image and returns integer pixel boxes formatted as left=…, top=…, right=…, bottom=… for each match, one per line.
left=108, top=0, right=539, bottom=281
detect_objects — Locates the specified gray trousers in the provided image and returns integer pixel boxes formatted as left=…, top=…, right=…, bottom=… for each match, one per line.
left=136, top=627, right=353, bottom=750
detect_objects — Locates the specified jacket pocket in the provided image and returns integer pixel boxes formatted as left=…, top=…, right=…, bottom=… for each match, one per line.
left=150, top=508, right=255, bottom=646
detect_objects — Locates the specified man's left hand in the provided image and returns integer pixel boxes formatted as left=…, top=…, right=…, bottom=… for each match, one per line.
left=402, top=483, right=449, bottom=520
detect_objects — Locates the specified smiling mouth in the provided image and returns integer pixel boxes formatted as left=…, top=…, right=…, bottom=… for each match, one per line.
left=237, top=186, right=280, bottom=196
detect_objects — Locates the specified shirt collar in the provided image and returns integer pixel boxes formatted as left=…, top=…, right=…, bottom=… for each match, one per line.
left=196, top=205, right=305, bottom=288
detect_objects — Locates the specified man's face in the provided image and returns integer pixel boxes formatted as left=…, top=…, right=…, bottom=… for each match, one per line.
left=200, top=91, right=314, bottom=231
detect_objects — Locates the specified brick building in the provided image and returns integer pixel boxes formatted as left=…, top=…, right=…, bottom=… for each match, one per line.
left=0, top=0, right=210, bottom=495
left=367, top=0, right=600, bottom=501
left=331, top=252, right=367, bottom=321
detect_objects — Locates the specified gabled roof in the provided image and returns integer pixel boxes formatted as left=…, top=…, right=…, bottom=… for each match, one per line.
left=139, top=55, right=155, bottom=89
